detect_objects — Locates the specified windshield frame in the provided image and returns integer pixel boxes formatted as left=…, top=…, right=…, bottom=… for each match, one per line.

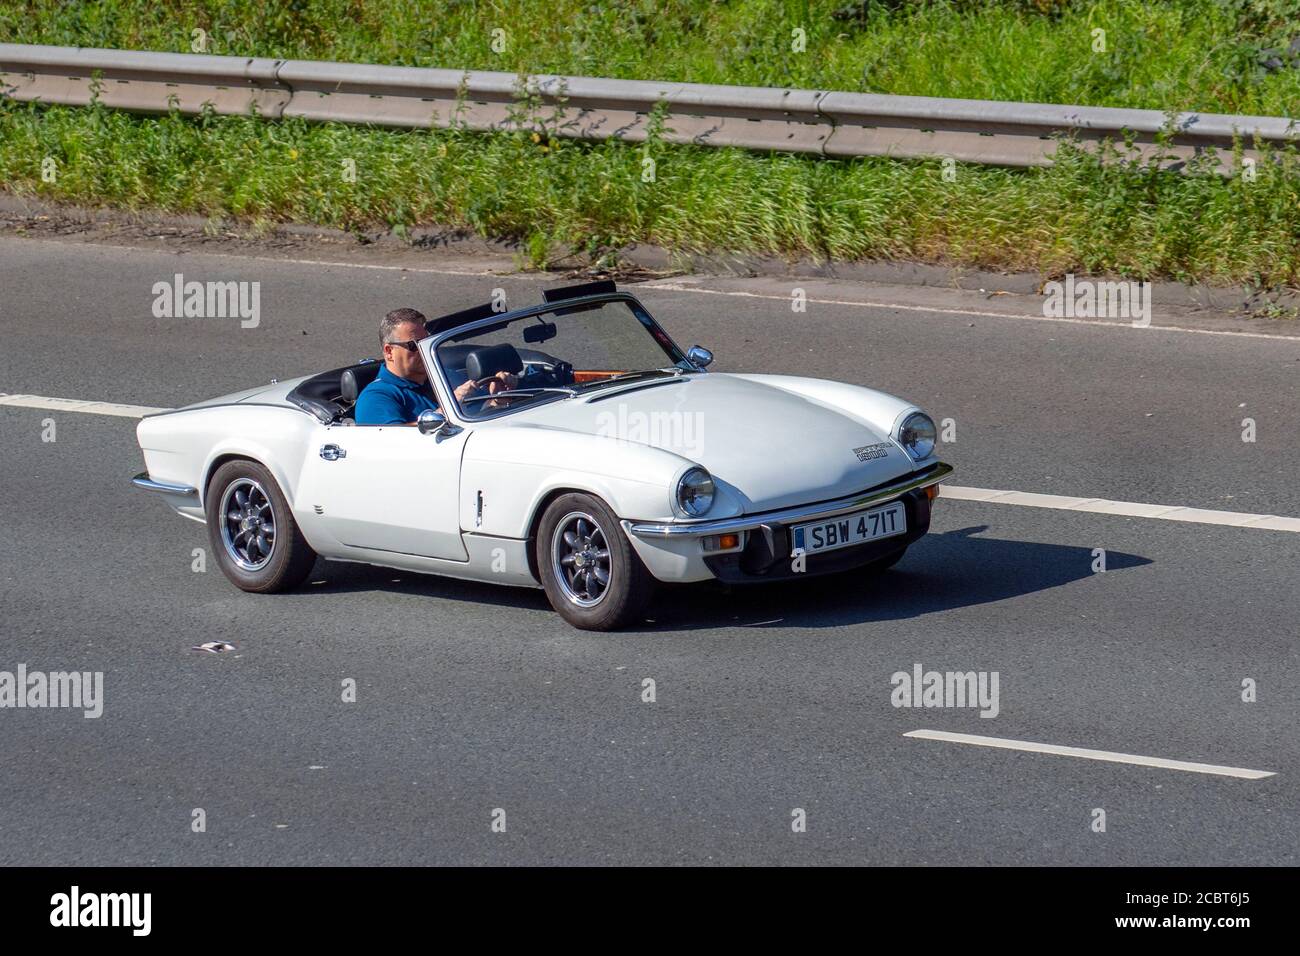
left=419, top=291, right=695, bottom=425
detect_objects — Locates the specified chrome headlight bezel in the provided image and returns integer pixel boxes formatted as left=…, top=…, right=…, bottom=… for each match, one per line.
left=898, top=411, right=937, bottom=461
left=675, top=466, right=716, bottom=517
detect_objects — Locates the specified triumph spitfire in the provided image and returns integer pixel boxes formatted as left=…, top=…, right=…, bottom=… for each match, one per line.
left=132, top=280, right=952, bottom=630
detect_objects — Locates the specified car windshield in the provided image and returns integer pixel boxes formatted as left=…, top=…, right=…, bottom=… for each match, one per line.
left=435, top=298, right=690, bottom=418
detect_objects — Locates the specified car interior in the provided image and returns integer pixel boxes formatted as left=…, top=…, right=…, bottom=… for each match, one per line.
left=285, top=343, right=576, bottom=424
left=285, top=282, right=662, bottom=424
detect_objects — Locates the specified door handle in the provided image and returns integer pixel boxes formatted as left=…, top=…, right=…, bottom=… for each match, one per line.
left=319, top=444, right=347, bottom=461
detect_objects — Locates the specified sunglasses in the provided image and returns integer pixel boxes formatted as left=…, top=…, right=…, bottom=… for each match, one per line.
left=384, top=337, right=428, bottom=353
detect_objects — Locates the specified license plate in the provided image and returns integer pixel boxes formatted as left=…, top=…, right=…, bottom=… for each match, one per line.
left=792, top=501, right=906, bottom=554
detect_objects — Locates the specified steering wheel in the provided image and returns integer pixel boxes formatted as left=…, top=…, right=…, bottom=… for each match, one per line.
left=519, top=359, right=574, bottom=388
left=464, top=374, right=528, bottom=410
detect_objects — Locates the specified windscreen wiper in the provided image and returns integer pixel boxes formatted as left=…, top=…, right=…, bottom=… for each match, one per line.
left=577, top=370, right=673, bottom=390
left=459, top=386, right=578, bottom=405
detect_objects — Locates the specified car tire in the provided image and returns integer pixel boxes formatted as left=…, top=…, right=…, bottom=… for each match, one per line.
left=537, top=492, right=653, bottom=631
left=205, top=459, right=317, bottom=594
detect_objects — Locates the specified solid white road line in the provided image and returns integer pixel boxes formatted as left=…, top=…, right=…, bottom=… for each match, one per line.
left=0, top=393, right=170, bottom=417
left=641, top=281, right=1300, bottom=341
left=905, top=730, right=1275, bottom=780
left=3, top=391, right=1299, bottom=534
left=941, top=484, right=1300, bottom=533
left=10, top=237, right=1299, bottom=342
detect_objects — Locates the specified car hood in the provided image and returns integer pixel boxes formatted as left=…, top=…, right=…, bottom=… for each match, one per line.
left=507, top=373, right=917, bottom=512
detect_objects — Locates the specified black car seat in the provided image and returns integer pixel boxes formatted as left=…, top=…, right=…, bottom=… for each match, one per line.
left=339, top=361, right=383, bottom=423
left=464, top=343, right=524, bottom=381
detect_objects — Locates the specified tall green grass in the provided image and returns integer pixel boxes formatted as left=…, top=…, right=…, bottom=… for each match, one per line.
left=2, top=1, right=1299, bottom=115
left=3, top=3, right=1297, bottom=284
left=3, top=97, right=1297, bottom=284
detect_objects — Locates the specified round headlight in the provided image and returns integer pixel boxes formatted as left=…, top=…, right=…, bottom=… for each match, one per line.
left=676, top=467, right=715, bottom=517
left=899, top=412, right=937, bottom=460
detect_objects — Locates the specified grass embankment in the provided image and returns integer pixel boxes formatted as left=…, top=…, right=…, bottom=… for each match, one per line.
left=2, top=1, right=1298, bottom=285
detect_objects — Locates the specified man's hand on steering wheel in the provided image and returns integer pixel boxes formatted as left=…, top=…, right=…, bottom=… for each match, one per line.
left=452, top=378, right=477, bottom=404
left=453, top=370, right=519, bottom=407
left=485, top=371, right=519, bottom=395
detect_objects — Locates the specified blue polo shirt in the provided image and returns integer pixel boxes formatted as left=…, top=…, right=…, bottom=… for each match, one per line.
left=354, top=365, right=441, bottom=425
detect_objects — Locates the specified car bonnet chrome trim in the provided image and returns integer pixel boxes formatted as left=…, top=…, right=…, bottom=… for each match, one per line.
left=131, top=472, right=199, bottom=496
left=622, top=462, right=953, bottom=538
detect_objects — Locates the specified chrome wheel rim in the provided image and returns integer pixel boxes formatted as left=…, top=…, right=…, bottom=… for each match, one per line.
left=219, top=478, right=276, bottom=572
left=551, top=511, right=611, bottom=608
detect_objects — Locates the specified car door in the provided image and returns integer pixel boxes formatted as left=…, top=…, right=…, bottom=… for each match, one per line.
left=296, top=421, right=469, bottom=561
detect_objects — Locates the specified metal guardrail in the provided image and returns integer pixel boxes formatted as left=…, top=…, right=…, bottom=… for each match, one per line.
left=2, top=44, right=1297, bottom=170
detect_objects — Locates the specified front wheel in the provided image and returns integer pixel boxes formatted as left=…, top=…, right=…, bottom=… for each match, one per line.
left=205, top=459, right=317, bottom=593
left=537, top=493, right=653, bottom=631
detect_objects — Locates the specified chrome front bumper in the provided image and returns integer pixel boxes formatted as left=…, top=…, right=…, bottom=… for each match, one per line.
left=622, top=462, right=953, bottom=538
left=131, top=472, right=198, bottom=497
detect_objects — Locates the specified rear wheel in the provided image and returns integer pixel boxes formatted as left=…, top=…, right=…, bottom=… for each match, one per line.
left=537, top=493, right=653, bottom=631
left=205, top=460, right=317, bottom=593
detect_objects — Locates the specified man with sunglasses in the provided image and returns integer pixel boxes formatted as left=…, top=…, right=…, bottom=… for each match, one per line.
left=355, top=308, right=516, bottom=425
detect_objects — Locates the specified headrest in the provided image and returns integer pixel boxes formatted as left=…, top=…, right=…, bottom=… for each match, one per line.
left=464, top=343, right=523, bottom=382
left=341, top=362, right=382, bottom=403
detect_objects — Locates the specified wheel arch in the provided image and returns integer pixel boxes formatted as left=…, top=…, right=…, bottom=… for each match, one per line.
left=199, top=442, right=298, bottom=512
left=203, top=452, right=261, bottom=502
left=523, top=486, right=596, bottom=583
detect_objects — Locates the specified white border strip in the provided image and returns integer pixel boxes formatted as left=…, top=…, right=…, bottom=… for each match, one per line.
left=905, top=730, right=1275, bottom=779
left=941, top=484, right=1300, bottom=532
left=0, top=393, right=170, bottom=417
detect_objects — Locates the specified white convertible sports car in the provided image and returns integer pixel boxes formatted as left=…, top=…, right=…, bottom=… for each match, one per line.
left=133, top=280, right=952, bottom=630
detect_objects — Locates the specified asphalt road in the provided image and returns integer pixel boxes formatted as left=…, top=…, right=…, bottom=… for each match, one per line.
left=0, top=235, right=1297, bottom=865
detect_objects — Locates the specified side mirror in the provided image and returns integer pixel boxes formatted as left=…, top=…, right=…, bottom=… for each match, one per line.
left=687, top=345, right=714, bottom=369
left=417, top=409, right=447, bottom=436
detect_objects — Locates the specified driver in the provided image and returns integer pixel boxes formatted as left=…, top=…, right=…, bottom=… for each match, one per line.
left=355, top=308, right=517, bottom=425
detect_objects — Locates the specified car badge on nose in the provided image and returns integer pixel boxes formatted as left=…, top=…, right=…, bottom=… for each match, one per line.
left=853, top=443, right=890, bottom=461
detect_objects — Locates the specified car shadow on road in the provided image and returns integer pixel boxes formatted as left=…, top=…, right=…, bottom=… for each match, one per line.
left=302, top=559, right=554, bottom=612
left=298, top=525, right=1150, bottom=632
left=640, top=525, right=1152, bottom=632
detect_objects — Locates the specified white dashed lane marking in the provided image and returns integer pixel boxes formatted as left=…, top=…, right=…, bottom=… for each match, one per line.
left=940, top=485, right=1300, bottom=533
left=905, top=730, right=1275, bottom=780
left=0, top=393, right=170, bottom=418
left=4, top=391, right=1299, bottom=533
